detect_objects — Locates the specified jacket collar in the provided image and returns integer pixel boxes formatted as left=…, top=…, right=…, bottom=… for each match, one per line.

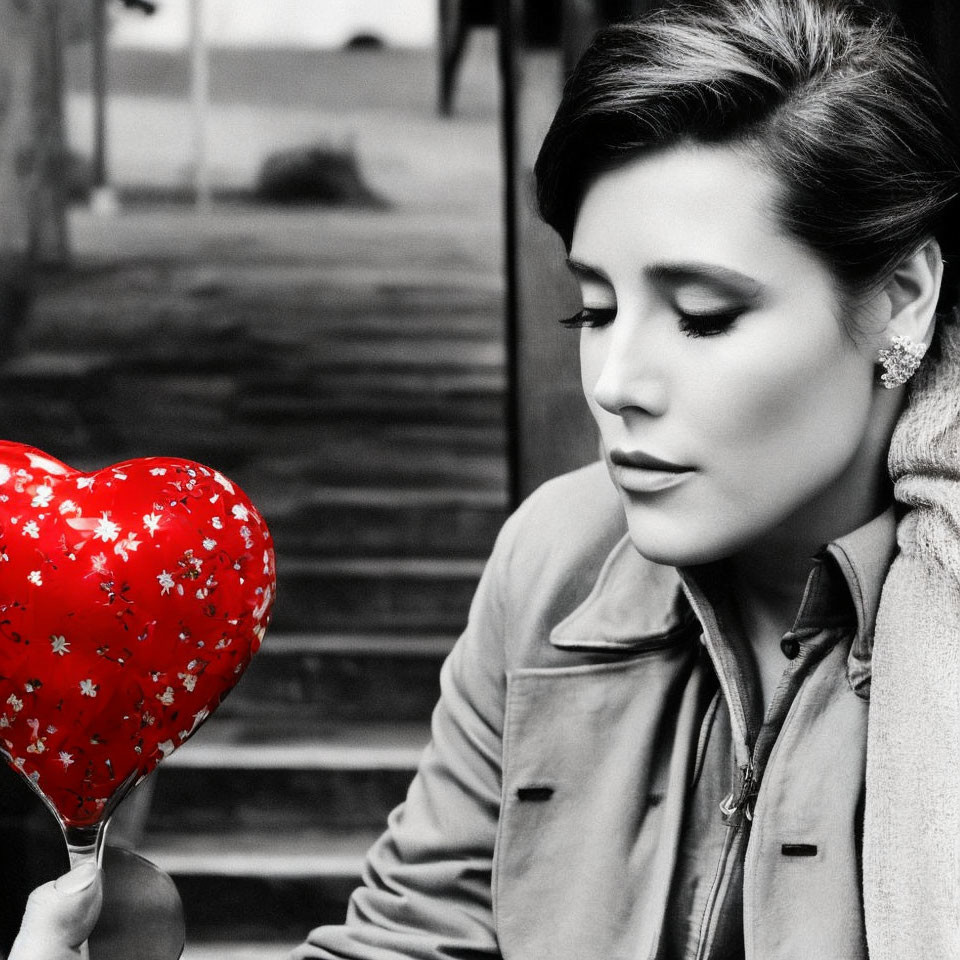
left=826, top=506, right=898, bottom=698
left=549, top=534, right=692, bottom=651
left=549, top=507, right=898, bottom=671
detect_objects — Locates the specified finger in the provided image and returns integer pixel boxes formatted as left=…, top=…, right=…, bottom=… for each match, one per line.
left=9, top=863, right=104, bottom=960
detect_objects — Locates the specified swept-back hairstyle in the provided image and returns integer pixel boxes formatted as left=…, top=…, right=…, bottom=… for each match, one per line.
left=535, top=0, right=960, bottom=314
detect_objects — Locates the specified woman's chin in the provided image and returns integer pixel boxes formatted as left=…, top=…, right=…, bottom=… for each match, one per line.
left=621, top=508, right=746, bottom=569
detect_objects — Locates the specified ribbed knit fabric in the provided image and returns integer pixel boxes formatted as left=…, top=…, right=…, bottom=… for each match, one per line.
left=865, top=319, right=960, bottom=957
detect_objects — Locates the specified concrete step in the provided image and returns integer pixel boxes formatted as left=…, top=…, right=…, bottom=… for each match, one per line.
left=0, top=342, right=506, bottom=469
left=0, top=410, right=506, bottom=481
left=183, top=945, right=299, bottom=960
left=95, top=362, right=505, bottom=421
left=271, top=555, right=484, bottom=633
left=137, top=829, right=376, bottom=942
left=0, top=411, right=508, bottom=493
left=20, top=322, right=503, bottom=373
left=262, top=486, right=506, bottom=558
left=147, top=719, right=428, bottom=832
left=236, top=386, right=504, bottom=428
left=240, top=365, right=505, bottom=398
left=221, top=632, right=454, bottom=724
left=87, top=383, right=505, bottom=456
left=34, top=273, right=502, bottom=346
left=241, top=432, right=507, bottom=492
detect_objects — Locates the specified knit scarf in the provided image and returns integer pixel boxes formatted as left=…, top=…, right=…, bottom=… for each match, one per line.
left=865, top=318, right=960, bottom=956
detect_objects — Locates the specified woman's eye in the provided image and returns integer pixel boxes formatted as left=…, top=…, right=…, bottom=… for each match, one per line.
left=559, top=307, right=617, bottom=329
left=676, top=307, right=743, bottom=338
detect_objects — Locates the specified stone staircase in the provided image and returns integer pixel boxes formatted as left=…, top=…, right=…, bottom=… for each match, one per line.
left=1, top=201, right=506, bottom=956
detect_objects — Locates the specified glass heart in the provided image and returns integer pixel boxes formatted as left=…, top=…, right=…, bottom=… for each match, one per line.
left=0, top=441, right=276, bottom=843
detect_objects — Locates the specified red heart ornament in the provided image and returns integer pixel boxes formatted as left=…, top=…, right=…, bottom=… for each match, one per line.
left=0, top=442, right=276, bottom=829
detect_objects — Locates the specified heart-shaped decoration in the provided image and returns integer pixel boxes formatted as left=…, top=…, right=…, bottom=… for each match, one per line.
left=0, top=442, right=276, bottom=829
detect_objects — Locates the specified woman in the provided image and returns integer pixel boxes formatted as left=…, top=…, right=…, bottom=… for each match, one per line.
left=12, top=0, right=960, bottom=957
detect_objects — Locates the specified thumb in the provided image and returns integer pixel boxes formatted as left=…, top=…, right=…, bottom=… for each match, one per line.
left=9, top=862, right=104, bottom=960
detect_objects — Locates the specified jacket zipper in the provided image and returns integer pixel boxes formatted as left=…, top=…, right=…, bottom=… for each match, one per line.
left=719, top=758, right=758, bottom=825
left=693, top=760, right=759, bottom=960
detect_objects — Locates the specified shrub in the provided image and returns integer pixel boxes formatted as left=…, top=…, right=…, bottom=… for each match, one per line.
left=254, top=144, right=386, bottom=208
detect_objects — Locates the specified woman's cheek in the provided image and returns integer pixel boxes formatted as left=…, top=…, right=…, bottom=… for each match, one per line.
left=708, top=349, right=870, bottom=511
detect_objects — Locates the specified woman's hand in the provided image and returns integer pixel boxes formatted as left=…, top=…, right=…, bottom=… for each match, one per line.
left=8, top=863, right=103, bottom=960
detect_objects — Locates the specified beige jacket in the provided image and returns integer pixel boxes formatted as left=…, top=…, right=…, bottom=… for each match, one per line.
left=294, top=460, right=897, bottom=960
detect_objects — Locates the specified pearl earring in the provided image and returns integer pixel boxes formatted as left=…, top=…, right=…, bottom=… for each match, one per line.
left=877, top=335, right=926, bottom=388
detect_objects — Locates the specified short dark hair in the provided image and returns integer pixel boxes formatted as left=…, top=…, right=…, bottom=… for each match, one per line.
left=535, top=0, right=960, bottom=314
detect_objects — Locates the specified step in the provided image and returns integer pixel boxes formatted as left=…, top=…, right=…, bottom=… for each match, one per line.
left=0, top=360, right=507, bottom=469
left=0, top=438, right=509, bottom=499
left=0, top=355, right=113, bottom=457
left=236, top=387, right=504, bottom=429
left=91, top=375, right=504, bottom=444
left=1, top=351, right=116, bottom=383
left=220, top=632, right=455, bottom=724
left=166, top=718, right=429, bottom=770
left=27, top=314, right=503, bottom=368
left=261, top=486, right=506, bottom=558
left=248, top=449, right=507, bottom=493
left=1, top=357, right=506, bottom=424
left=99, top=363, right=505, bottom=407
left=147, top=720, right=430, bottom=832
left=102, top=418, right=505, bottom=470
left=239, top=365, right=506, bottom=397
left=137, top=829, right=377, bottom=942
left=3, top=419, right=508, bottom=488
left=253, top=427, right=507, bottom=487
left=35, top=264, right=501, bottom=327
left=43, top=419, right=509, bottom=493
left=183, top=945, right=300, bottom=960
left=252, top=336, right=504, bottom=370
left=271, top=556, right=485, bottom=633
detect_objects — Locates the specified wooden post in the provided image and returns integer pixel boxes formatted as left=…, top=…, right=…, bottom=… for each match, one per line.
left=190, top=0, right=212, bottom=215
left=497, top=0, right=521, bottom=505
left=438, top=0, right=463, bottom=116
left=89, top=0, right=120, bottom=215
left=0, top=1, right=34, bottom=259
left=499, top=0, right=598, bottom=505
left=30, top=0, right=70, bottom=266
left=0, top=0, right=36, bottom=342
left=561, top=0, right=602, bottom=75
left=92, top=0, right=108, bottom=190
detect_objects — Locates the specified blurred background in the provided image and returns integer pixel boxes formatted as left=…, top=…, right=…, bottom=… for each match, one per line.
left=0, top=1, right=957, bottom=957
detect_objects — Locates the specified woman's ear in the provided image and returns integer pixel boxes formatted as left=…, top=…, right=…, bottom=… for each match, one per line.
left=881, top=237, right=944, bottom=348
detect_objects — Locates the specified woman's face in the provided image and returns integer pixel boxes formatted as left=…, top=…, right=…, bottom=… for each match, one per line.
left=571, top=143, right=895, bottom=567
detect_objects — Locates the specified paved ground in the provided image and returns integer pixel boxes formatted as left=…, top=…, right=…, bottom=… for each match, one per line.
left=62, top=34, right=501, bottom=210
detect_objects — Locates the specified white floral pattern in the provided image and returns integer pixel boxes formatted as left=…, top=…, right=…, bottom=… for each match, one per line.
left=50, top=635, right=70, bottom=656
left=93, top=515, right=121, bottom=543
left=31, top=486, right=53, bottom=509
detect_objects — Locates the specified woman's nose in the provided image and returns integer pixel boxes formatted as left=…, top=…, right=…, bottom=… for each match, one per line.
left=588, top=315, right=667, bottom=417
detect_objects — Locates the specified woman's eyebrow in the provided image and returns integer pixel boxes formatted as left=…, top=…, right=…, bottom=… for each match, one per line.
left=565, top=257, right=612, bottom=283
left=646, top=261, right=762, bottom=296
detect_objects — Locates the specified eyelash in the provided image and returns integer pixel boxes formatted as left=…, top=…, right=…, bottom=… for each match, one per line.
left=559, top=307, right=744, bottom=337
left=676, top=308, right=743, bottom=337
left=559, top=308, right=616, bottom=329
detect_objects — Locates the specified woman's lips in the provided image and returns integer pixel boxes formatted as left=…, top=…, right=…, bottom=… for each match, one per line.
left=609, top=448, right=694, bottom=493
